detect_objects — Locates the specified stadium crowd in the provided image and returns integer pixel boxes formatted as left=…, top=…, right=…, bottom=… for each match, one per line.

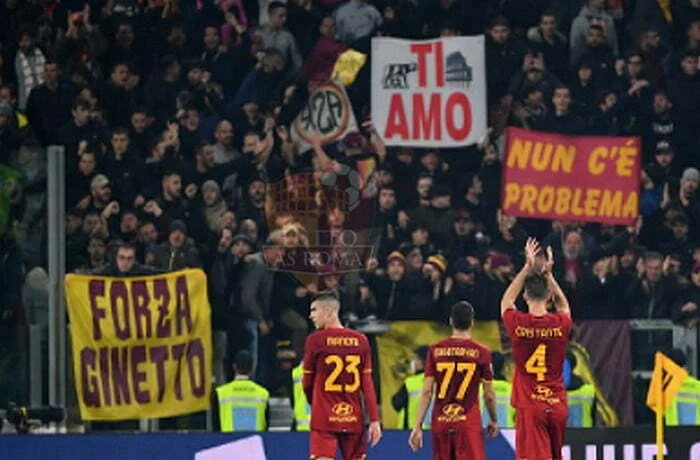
left=0, top=0, right=699, bottom=426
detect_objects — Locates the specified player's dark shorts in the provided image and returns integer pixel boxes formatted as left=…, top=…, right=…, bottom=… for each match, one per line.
left=515, top=404, right=568, bottom=460
left=431, top=425, right=485, bottom=460
left=309, top=429, right=366, bottom=460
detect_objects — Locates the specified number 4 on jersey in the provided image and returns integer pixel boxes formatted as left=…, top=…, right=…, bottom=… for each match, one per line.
left=525, top=344, right=547, bottom=382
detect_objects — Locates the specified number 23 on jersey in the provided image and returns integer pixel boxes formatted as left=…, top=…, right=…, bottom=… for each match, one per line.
left=324, top=354, right=361, bottom=392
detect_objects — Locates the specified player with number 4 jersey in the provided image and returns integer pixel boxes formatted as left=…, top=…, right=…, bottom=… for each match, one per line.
left=501, top=238, right=572, bottom=460
left=302, top=293, right=382, bottom=460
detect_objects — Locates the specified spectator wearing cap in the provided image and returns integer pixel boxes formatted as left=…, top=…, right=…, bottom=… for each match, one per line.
left=673, top=262, right=700, bottom=326
left=423, top=254, right=449, bottom=314
left=646, top=140, right=678, bottom=190
left=85, top=174, right=113, bottom=214
left=411, top=182, right=455, bottom=252
left=152, top=219, right=201, bottom=271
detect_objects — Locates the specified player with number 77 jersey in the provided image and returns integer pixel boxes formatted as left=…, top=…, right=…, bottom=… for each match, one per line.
left=501, top=238, right=572, bottom=460
left=302, top=293, right=382, bottom=460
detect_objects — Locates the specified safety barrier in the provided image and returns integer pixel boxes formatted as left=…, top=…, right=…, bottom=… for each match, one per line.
left=1, top=428, right=699, bottom=460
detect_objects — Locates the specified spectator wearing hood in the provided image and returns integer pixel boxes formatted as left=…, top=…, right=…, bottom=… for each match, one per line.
left=569, top=0, right=618, bottom=65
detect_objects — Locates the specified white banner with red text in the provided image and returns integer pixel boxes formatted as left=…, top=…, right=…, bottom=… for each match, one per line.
left=371, top=36, right=487, bottom=147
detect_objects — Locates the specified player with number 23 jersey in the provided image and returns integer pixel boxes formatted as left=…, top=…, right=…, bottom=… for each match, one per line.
left=302, top=294, right=381, bottom=460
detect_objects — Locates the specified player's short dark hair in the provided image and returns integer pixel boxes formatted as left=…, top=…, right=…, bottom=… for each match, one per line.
left=234, top=350, right=253, bottom=374
left=268, top=1, right=286, bottom=14
left=414, top=345, right=430, bottom=363
left=450, top=301, right=474, bottom=330
left=524, top=274, right=549, bottom=301
left=117, top=242, right=136, bottom=253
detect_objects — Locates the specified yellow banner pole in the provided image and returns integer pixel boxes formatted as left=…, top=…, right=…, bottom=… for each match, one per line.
left=655, top=371, right=664, bottom=460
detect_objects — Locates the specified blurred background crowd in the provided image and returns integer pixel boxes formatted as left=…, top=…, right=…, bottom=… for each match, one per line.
left=0, top=0, right=699, bottom=429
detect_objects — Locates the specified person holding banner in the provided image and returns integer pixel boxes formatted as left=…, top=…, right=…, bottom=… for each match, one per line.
left=501, top=238, right=572, bottom=460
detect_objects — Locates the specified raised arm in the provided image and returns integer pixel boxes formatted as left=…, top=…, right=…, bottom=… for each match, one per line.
left=542, top=246, right=571, bottom=316
left=500, top=238, right=539, bottom=316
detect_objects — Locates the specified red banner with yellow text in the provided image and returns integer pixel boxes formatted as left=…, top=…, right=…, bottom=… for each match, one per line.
left=64, top=269, right=212, bottom=421
left=501, top=128, right=641, bottom=225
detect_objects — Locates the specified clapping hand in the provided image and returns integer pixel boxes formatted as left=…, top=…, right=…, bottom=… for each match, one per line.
left=524, top=237, right=540, bottom=271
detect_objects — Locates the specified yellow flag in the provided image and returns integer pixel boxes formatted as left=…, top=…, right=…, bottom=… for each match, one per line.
left=646, top=352, right=688, bottom=413
left=331, top=50, right=367, bottom=86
